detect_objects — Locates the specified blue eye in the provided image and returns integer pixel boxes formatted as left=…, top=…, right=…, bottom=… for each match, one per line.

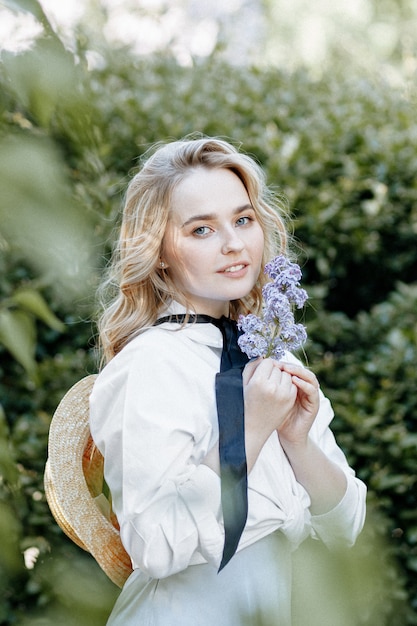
left=193, top=226, right=211, bottom=236
left=236, top=216, right=251, bottom=226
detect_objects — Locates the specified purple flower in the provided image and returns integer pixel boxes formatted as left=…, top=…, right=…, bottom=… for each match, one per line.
left=238, top=313, right=264, bottom=334
left=262, top=284, right=291, bottom=322
left=237, top=255, right=308, bottom=360
left=286, top=285, right=308, bottom=309
left=238, top=332, right=269, bottom=359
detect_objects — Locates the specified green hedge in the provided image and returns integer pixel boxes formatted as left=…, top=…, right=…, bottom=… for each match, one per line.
left=307, top=283, right=417, bottom=623
left=0, top=12, right=416, bottom=624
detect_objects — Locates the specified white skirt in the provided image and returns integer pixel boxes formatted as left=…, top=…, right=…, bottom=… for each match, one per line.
left=106, top=531, right=292, bottom=626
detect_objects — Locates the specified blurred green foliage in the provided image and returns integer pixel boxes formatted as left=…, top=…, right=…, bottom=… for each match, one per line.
left=0, top=0, right=416, bottom=623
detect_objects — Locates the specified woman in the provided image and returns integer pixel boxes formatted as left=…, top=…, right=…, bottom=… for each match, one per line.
left=90, top=137, right=366, bottom=625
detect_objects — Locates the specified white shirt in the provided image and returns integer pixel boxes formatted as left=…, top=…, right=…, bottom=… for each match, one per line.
left=89, top=307, right=366, bottom=580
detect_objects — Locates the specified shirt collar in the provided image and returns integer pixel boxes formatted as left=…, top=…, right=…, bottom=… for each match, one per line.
left=156, top=302, right=223, bottom=349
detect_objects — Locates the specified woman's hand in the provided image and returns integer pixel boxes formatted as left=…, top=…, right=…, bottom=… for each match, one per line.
left=242, top=358, right=320, bottom=472
left=242, top=357, right=297, bottom=470
left=243, top=359, right=347, bottom=513
left=274, top=361, right=320, bottom=448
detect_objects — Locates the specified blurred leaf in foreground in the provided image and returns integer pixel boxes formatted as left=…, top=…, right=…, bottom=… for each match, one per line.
left=10, top=287, right=66, bottom=332
left=0, top=308, right=37, bottom=376
left=0, top=135, right=98, bottom=306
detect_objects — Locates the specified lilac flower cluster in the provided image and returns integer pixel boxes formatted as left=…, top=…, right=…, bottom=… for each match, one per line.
left=237, top=255, right=308, bottom=360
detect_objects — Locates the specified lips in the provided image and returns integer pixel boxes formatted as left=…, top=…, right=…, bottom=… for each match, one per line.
left=219, top=263, right=248, bottom=274
left=223, top=263, right=246, bottom=274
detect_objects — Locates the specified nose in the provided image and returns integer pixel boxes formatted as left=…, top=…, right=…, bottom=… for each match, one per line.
left=221, top=226, right=245, bottom=254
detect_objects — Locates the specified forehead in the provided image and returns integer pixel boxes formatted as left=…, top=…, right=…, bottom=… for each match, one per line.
left=170, top=167, right=250, bottom=219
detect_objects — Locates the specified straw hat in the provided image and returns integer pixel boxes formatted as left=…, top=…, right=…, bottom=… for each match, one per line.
left=44, top=375, right=133, bottom=588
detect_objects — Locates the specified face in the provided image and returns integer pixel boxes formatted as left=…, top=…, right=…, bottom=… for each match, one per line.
left=162, top=167, right=265, bottom=318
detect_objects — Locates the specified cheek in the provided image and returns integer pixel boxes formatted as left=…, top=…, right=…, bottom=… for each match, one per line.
left=175, top=247, right=206, bottom=281
left=163, top=239, right=202, bottom=285
left=254, top=227, right=265, bottom=260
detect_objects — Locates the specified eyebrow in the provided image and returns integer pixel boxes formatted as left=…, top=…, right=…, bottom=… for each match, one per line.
left=181, top=204, right=254, bottom=228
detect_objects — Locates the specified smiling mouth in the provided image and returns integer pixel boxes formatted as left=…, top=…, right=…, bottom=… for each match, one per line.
left=222, top=264, right=246, bottom=273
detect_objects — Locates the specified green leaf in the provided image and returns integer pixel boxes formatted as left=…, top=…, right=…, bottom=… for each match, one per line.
left=0, top=405, right=19, bottom=486
left=0, top=135, right=98, bottom=303
left=406, top=556, right=417, bottom=573
left=1, top=0, right=46, bottom=21
left=2, top=37, right=79, bottom=127
left=11, top=287, right=65, bottom=332
left=0, top=308, right=37, bottom=375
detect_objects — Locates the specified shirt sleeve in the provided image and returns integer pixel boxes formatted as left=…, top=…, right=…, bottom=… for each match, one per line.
left=282, top=351, right=367, bottom=548
left=90, top=331, right=225, bottom=579
left=307, top=396, right=367, bottom=548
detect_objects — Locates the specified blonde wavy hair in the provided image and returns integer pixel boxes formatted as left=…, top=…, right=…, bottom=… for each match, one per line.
left=97, top=136, right=290, bottom=363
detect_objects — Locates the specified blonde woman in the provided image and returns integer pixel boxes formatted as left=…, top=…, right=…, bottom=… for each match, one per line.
left=90, top=137, right=366, bottom=625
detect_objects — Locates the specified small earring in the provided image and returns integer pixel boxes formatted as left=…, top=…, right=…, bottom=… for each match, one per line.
left=160, top=261, right=165, bottom=268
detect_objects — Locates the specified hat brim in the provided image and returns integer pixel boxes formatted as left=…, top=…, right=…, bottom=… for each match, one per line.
left=44, top=375, right=132, bottom=588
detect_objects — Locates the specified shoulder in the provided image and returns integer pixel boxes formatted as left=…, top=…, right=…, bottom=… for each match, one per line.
left=90, top=324, right=219, bottom=439
left=121, top=324, right=222, bottom=367
left=93, top=324, right=220, bottom=395
left=126, top=321, right=222, bottom=355
left=126, top=326, right=187, bottom=356
left=95, top=328, right=191, bottom=385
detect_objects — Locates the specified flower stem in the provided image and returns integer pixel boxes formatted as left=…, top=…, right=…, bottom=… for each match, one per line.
left=265, top=321, right=280, bottom=358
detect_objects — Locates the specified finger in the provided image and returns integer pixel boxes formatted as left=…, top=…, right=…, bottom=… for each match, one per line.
left=243, top=358, right=280, bottom=387
left=278, top=362, right=318, bottom=387
left=291, top=374, right=319, bottom=396
left=253, top=358, right=276, bottom=378
left=242, top=358, right=263, bottom=384
left=266, top=361, right=298, bottom=388
left=281, top=370, right=295, bottom=388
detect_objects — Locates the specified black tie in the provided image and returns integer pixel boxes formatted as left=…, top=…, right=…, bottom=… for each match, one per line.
left=155, top=314, right=250, bottom=570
